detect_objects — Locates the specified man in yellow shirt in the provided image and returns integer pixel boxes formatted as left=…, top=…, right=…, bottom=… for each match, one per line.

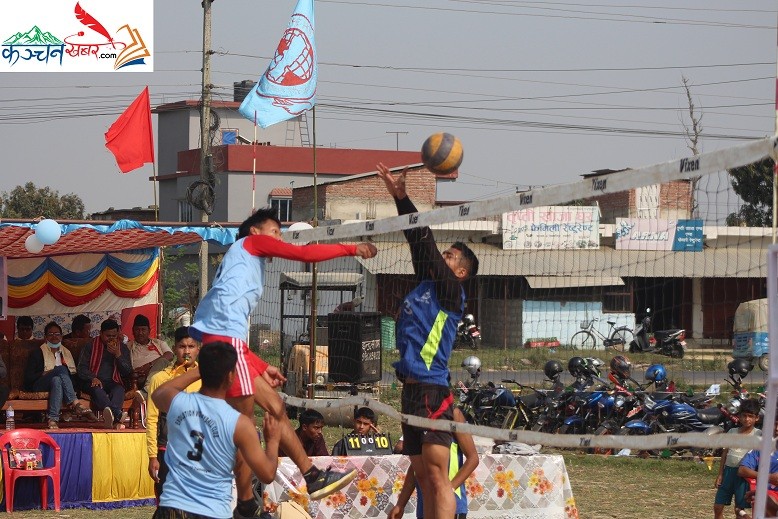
left=146, top=326, right=201, bottom=501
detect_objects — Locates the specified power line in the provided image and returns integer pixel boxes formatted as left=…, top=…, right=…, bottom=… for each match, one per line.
left=317, top=0, right=774, bottom=29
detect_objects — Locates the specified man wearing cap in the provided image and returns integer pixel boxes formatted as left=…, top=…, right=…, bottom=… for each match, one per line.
left=128, top=314, right=173, bottom=397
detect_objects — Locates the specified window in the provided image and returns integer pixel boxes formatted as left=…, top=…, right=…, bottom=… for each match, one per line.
left=221, top=129, right=238, bottom=145
left=178, top=200, right=194, bottom=222
left=271, top=198, right=292, bottom=222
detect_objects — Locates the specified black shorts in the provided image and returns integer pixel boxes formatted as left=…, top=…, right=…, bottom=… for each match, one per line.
left=154, top=449, right=169, bottom=500
left=400, top=382, right=454, bottom=456
left=152, top=506, right=219, bottom=519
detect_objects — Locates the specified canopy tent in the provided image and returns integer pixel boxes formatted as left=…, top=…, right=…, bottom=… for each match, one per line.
left=0, top=219, right=238, bottom=339
left=0, top=220, right=236, bottom=259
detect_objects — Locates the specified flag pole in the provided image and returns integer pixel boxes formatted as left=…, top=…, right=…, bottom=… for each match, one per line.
left=308, top=107, right=318, bottom=400
left=773, top=1, right=778, bottom=244
left=152, top=162, right=159, bottom=221
left=252, top=111, right=258, bottom=210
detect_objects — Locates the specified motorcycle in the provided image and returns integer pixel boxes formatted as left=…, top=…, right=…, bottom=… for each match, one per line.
left=629, top=308, right=686, bottom=358
left=459, top=381, right=518, bottom=429
left=532, top=357, right=606, bottom=434
left=456, top=314, right=481, bottom=349
left=499, top=379, right=554, bottom=430
left=457, top=364, right=517, bottom=429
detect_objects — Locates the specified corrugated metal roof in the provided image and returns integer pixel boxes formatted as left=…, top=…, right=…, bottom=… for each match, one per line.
left=525, top=276, right=624, bottom=288
left=356, top=242, right=766, bottom=278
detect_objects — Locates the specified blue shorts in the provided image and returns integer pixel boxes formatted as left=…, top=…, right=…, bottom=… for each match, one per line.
left=715, top=465, right=747, bottom=507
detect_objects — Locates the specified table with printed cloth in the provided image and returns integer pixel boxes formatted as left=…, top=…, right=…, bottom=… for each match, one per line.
left=263, top=454, right=578, bottom=519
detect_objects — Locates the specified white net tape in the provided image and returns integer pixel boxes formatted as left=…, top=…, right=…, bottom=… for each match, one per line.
left=286, top=136, right=778, bottom=244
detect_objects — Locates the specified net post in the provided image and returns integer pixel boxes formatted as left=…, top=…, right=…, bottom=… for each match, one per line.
left=756, top=244, right=778, bottom=518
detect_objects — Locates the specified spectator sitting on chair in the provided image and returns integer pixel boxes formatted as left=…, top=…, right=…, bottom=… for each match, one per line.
left=129, top=314, right=173, bottom=395
left=129, top=314, right=173, bottom=423
left=331, top=407, right=380, bottom=456
left=279, top=409, right=329, bottom=457
left=25, top=321, right=98, bottom=429
left=15, top=316, right=34, bottom=340
left=63, top=314, right=91, bottom=341
left=77, top=319, right=132, bottom=429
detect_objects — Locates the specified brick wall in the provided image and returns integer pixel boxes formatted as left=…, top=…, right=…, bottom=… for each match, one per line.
left=586, top=180, right=692, bottom=222
left=292, top=168, right=437, bottom=221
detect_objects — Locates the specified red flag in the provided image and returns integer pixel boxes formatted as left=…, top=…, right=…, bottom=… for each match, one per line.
left=105, top=86, right=154, bottom=173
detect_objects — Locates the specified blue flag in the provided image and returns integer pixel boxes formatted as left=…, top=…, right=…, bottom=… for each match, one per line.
left=239, top=0, right=317, bottom=128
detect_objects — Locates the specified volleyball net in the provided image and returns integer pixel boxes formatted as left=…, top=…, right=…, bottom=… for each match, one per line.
left=248, top=136, right=775, bottom=390
left=239, top=135, right=778, bottom=517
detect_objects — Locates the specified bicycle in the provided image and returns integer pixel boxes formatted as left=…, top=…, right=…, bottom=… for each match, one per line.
left=568, top=317, right=633, bottom=352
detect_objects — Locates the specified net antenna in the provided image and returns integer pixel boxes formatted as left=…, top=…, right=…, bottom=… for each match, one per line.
left=757, top=246, right=778, bottom=519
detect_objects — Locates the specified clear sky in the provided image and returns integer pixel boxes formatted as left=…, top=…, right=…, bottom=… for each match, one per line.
left=0, top=0, right=775, bottom=216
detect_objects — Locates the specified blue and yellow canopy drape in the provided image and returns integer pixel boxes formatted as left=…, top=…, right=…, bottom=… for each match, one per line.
left=8, top=250, right=159, bottom=308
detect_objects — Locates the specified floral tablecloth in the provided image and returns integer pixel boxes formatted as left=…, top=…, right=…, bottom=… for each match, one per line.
left=263, top=454, right=578, bottom=519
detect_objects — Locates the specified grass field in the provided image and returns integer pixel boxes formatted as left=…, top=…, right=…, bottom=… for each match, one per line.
left=5, top=453, right=720, bottom=518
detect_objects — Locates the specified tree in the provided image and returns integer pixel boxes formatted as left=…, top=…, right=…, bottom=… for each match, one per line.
left=680, top=76, right=703, bottom=218
left=726, top=158, right=773, bottom=227
left=160, top=248, right=200, bottom=338
left=0, top=182, right=85, bottom=219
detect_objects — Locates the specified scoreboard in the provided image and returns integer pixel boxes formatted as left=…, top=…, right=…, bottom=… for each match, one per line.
left=342, top=433, right=393, bottom=456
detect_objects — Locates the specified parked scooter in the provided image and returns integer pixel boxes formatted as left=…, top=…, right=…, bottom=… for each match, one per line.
left=629, top=308, right=686, bottom=358
left=456, top=313, right=481, bottom=349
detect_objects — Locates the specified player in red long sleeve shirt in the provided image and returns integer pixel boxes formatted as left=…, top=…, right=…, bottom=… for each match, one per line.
left=190, top=208, right=377, bottom=517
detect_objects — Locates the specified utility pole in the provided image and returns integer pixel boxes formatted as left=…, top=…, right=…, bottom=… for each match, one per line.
left=386, top=131, right=408, bottom=151
left=199, top=0, right=213, bottom=302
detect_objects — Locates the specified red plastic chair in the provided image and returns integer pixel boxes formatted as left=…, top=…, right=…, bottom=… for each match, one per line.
left=0, top=429, right=61, bottom=512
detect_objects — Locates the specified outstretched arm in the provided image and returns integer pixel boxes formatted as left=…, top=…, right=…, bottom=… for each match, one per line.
left=377, top=162, right=462, bottom=310
left=243, top=235, right=376, bottom=262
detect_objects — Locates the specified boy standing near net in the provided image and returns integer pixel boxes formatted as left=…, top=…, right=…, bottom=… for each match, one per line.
left=714, top=398, right=762, bottom=519
left=151, top=342, right=280, bottom=519
left=389, top=406, right=479, bottom=519
left=189, top=207, right=377, bottom=518
left=377, top=162, right=479, bottom=519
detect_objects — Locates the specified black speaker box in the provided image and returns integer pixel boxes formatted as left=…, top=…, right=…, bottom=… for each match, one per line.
left=327, top=312, right=382, bottom=384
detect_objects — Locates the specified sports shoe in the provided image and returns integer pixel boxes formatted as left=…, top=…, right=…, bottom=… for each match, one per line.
left=102, top=407, right=114, bottom=429
left=71, top=401, right=98, bottom=422
left=232, top=502, right=259, bottom=519
left=114, top=411, right=129, bottom=430
left=307, top=466, right=357, bottom=500
left=47, top=419, right=58, bottom=430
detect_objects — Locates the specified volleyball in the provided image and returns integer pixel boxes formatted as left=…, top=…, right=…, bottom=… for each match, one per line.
left=421, top=132, right=463, bottom=175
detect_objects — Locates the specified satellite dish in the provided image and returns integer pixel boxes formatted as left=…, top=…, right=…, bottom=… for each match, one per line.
left=286, top=221, right=313, bottom=245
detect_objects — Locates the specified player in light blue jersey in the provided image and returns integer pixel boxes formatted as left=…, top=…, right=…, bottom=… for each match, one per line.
left=151, top=342, right=281, bottom=519
left=190, top=208, right=377, bottom=517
